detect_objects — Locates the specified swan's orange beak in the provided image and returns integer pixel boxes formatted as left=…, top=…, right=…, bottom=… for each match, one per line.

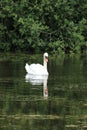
left=45, top=56, right=48, bottom=62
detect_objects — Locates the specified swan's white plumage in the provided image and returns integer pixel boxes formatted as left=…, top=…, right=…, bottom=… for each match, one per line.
left=25, top=63, right=48, bottom=75
left=25, top=53, right=48, bottom=75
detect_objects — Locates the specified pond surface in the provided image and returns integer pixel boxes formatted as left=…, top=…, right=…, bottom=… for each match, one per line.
left=0, top=53, right=87, bottom=130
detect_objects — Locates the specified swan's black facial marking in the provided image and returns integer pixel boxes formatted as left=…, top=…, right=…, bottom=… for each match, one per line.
left=45, top=56, right=48, bottom=59
left=45, top=56, right=48, bottom=62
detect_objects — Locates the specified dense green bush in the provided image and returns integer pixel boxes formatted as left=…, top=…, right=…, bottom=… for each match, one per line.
left=0, top=0, right=87, bottom=54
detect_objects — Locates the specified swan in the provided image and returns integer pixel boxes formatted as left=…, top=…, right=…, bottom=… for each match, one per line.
left=25, top=52, right=49, bottom=75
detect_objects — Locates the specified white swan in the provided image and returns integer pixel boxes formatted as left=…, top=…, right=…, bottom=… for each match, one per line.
left=25, top=52, right=49, bottom=75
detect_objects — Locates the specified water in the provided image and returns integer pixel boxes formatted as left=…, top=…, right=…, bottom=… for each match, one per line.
left=0, top=53, right=87, bottom=130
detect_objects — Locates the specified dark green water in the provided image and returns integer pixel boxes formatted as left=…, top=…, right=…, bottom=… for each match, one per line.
left=0, top=53, right=87, bottom=130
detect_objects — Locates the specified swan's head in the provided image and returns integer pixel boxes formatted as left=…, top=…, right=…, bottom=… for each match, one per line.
left=44, top=52, right=48, bottom=62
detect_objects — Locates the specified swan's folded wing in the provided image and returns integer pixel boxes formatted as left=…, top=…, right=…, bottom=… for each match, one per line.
left=29, top=64, right=44, bottom=74
left=25, top=63, right=48, bottom=75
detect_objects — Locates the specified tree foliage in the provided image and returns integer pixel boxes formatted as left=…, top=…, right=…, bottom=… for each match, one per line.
left=0, top=0, right=87, bottom=53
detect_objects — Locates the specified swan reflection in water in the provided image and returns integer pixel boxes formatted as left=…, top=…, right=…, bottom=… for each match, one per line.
left=25, top=74, right=48, bottom=98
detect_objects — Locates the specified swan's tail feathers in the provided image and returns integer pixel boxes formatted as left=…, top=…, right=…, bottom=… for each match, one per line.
left=25, top=63, right=30, bottom=73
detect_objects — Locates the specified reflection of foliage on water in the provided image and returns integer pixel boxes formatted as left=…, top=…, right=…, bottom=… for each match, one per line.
left=0, top=54, right=87, bottom=129
left=1, top=81, right=87, bottom=122
left=0, top=116, right=64, bottom=130
left=0, top=98, right=87, bottom=129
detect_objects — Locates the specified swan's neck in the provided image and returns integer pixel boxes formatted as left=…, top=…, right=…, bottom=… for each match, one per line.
left=43, top=58, right=47, bottom=70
